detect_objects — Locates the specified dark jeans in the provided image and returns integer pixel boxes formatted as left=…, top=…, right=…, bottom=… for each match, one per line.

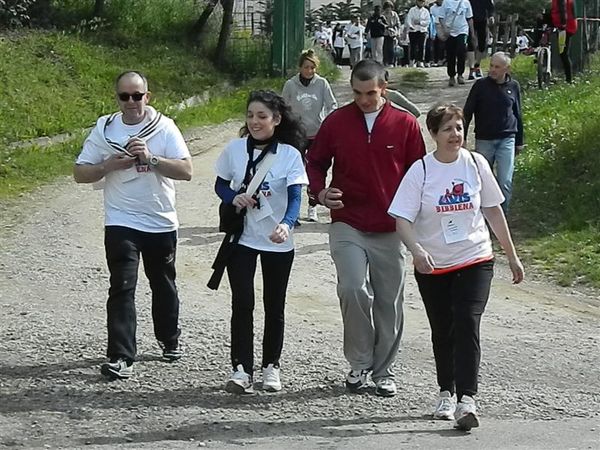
left=409, top=31, right=427, bottom=62
left=105, top=226, right=181, bottom=363
left=303, top=139, right=318, bottom=207
left=383, top=36, right=395, bottom=65
left=561, top=33, right=573, bottom=83
left=446, top=34, right=467, bottom=77
left=415, top=260, right=494, bottom=399
left=226, top=244, right=294, bottom=375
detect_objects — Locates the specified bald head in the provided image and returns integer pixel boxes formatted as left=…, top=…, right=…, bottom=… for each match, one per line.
left=115, top=71, right=148, bottom=92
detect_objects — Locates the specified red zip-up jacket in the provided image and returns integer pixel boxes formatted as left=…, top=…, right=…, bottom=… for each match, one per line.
left=551, top=0, right=578, bottom=35
left=307, top=100, right=426, bottom=233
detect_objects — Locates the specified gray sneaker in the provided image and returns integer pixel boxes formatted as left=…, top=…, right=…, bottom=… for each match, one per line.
left=448, top=76, right=456, bottom=87
left=457, top=75, right=466, bottom=85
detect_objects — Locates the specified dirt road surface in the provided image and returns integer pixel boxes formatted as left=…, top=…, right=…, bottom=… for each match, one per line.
left=1, top=67, right=598, bottom=449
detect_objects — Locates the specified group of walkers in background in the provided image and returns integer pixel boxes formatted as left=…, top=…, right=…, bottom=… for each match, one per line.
left=312, top=0, right=496, bottom=86
left=313, top=0, right=576, bottom=87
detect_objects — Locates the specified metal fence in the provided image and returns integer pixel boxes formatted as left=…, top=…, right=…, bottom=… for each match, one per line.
left=224, top=1, right=273, bottom=77
left=576, top=0, right=600, bottom=69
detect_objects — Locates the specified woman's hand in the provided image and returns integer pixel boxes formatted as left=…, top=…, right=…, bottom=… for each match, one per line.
left=318, top=187, right=344, bottom=209
left=232, top=193, right=257, bottom=210
left=412, top=246, right=435, bottom=274
left=269, top=223, right=290, bottom=244
left=508, top=256, right=525, bottom=284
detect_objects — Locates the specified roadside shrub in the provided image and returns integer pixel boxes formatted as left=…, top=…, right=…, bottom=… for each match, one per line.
left=0, top=0, right=35, bottom=28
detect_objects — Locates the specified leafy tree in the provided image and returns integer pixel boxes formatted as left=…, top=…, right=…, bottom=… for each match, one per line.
left=495, top=0, right=547, bottom=28
left=215, top=0, right=234, bottom=67
left=333, top=0, right=361, bottom=20
left=0, top=0, right=35, bottom=27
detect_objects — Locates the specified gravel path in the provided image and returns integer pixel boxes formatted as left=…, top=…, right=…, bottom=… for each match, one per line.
left=1, top=67, right=599, bottom=449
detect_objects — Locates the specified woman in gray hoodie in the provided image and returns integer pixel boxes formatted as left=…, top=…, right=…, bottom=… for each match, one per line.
left=282, top=49, right=337, bottom=223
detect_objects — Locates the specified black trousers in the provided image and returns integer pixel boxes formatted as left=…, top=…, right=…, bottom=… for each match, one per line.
left=415, top=260, right=494, bottom=399
left=561, top=33, right=573, bottom=83
left=226, top=244, right=294, bottom=375
left=434, top=37, right=446, bottom=63
left=446, top=34, right=467, bottom=77
left=409, top=31, right=427, bottom=63
left=383, top=36, right=395, bottom=65
left=104, top=226, right=181, bottom=362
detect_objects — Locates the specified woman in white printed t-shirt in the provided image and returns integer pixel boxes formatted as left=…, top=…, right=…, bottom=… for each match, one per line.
left=388, top=104, right=524, bottom=431
left=214, top=90, right=308, bottom=395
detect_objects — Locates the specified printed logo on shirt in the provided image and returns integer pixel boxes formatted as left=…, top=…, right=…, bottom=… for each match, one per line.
left=260, top=181, right=272, bottom=197
left=297, top=93, right=318, bottom=111
left=436, top=178, right=474, bottom=213
left=136, top=160, right=151, bottom=173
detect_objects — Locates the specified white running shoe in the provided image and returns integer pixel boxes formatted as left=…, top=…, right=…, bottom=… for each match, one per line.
left=454, top=395, right=480, bottom=431
left=262, top=364, right=282, bottom=392
left=375, top=378, right=397, bottom=397
left=345, top=369, right=369, bottom=392
left=225, top=364, right=254, bottom=395
left=307, top=205, right=319, bottom=222
left=433, top=390, right=457, bottom=420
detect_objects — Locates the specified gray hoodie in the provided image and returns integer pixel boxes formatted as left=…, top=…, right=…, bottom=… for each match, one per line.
left=282, top=73, right=337, bottom=138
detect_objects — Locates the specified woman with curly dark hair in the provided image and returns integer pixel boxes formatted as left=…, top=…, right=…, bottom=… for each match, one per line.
left=214, top=90, right=308, bottom=395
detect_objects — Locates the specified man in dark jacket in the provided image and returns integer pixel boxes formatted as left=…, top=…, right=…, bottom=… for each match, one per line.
left=464, top=52, right=524, bottom=214
left=365, top=5, right=388, bottom=63
left=307, top=60, right=425, bottom=398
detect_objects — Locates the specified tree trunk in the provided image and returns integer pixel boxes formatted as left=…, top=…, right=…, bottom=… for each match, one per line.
left=215, top=0, right=235, bottom=68
left=92, top=0, right=105, bottom=17
left=189, top=0, right=219, bottom=39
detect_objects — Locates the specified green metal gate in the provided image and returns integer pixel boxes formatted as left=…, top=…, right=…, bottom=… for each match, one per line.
left=271, top=0, right=305, bottom=76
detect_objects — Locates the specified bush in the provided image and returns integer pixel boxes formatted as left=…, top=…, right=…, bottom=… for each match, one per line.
left=0, top=0, right=35, bottom=28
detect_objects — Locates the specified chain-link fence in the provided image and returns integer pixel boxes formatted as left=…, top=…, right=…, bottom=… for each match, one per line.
left=223, top=1, right=273, bottom=77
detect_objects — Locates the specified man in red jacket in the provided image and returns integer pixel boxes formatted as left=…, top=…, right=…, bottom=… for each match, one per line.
left=551, top=0, right=578, bottom=83
left=307, top=60, right=426, bottom=397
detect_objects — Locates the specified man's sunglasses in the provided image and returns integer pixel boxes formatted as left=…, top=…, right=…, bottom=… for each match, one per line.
left=118, top=92, right=146, bottom=102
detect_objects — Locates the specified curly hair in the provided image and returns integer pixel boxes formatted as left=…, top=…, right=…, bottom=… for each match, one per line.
left=240, top=90, right=307, bottom=152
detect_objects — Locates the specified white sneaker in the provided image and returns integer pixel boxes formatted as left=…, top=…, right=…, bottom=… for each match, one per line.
left=417, top=61, right=425, bottom=68
left=433, top=390, right=457, bottom=420
left=307, top=205, right=319, bottom=222
left=345, top=369, right=369, bottom=392
left=262, top=363, right=282, bottom=392
left=225, top=364, right=254, bottom=394
left=375, top=378, right=397, bottom=397
left=454, top=395, right=480, bottom=431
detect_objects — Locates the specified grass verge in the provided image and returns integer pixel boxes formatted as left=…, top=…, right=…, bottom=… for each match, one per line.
left=512, top=54, right=600, bottom=288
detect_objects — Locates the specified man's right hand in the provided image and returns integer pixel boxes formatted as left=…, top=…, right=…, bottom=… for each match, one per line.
left=318, top=187, right=344, bottom=209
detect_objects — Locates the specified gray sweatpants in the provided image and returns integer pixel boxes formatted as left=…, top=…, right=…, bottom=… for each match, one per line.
left=328, top=222, right=406, bottom=381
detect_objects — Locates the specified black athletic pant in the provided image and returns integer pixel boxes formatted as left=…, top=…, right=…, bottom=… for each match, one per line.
left=409, top=31, right=427, bottom=63
left=383, top=36, right=395, bottom=65
left=446, top=34, right=467, bottom=78
left=415, top=260, right=494, bottom=399
left=105, top=226, right=181, bottom=363
left=226, top=244, right=294, bottom=376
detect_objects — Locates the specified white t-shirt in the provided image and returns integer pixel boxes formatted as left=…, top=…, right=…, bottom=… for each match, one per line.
left=346, top=23, right=364, bottom=49
left=76, top=114, right=190, bottom=232
left=364, top=107, right=383, bottom=133
left=388, top=148, right=504, bottom=269
left=215, top=138, right=308, bottom=252
left=430, top=4, right=444, bottom=24
left=438, top=0, right=473, bottom=37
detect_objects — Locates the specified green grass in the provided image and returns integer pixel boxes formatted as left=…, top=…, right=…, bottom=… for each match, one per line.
left=0, top=31, right=220, bottom=143
left=511, top=54, right=600, bottom=287
left=387, top=67, right=429, bottom=89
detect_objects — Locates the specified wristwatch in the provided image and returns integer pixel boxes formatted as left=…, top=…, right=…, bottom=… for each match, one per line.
left=148, top=154, right=160, bottom=167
